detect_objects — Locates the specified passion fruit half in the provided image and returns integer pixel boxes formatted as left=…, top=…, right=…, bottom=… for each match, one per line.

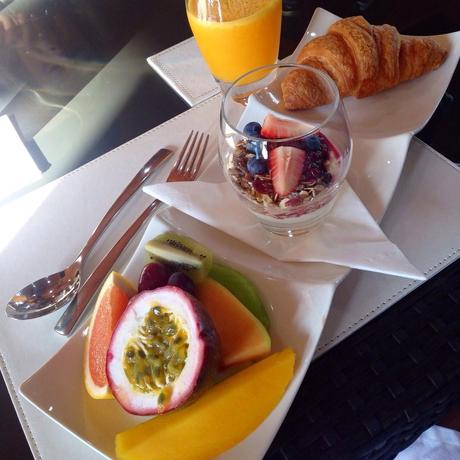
left=106, top=286, right=219, bottom=415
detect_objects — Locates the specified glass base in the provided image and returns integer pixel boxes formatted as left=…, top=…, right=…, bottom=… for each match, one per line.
left=216, top=68, right=277, bottom=101
left=256, top=199, right=336, bottom=237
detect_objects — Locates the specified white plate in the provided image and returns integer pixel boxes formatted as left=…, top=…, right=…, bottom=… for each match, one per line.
left=20, top=214, right=338, bottom=459
left=18, top=7, right=460, bottom=460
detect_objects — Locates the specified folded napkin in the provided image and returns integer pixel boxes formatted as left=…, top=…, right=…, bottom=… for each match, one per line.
left=143, top=157, right=424, bottom=280
left=395, top=426, right=460, bottom=460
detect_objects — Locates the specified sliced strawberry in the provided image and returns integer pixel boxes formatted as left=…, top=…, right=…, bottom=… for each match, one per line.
left=261, top=114, right=307, bottom=139
left=268, top=146, right=305, bottom=196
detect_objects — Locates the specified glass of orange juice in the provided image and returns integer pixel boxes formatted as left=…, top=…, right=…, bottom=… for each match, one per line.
left=186, top=0, right=282, bottom=89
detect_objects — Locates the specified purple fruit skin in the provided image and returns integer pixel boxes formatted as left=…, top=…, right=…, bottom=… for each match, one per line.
left=168, top=272, right=196, bottom=296
left=106, top=286, right=220, bottom=415
left=138, top=263, right=172, bottom=292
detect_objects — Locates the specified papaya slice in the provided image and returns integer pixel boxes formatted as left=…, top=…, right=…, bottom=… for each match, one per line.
left=84, top=271, right=136, bottom=399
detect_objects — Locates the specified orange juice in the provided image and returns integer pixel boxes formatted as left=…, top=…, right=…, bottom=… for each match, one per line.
left=187, top=0, right=282, bottom=83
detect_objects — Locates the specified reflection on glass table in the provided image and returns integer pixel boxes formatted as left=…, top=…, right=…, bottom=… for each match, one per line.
left=0, top=0, right=190, bottom=204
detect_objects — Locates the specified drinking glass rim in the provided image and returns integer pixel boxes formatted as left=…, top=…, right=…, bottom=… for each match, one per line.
left=220, top=63, right=341, bottom=143
left=186, top=0, right=281, bottom=23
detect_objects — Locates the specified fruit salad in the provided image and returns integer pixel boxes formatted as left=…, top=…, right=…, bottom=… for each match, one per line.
left=228, top=114, right=342, bottom=223
left=83, top=231, right=294, bottom=459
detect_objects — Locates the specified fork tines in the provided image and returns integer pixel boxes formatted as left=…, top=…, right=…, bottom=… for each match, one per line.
left=174, top=131, right=209, bottom=176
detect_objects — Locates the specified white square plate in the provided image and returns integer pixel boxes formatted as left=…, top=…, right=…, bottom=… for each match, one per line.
left=20, top=214, right=338, bottom=459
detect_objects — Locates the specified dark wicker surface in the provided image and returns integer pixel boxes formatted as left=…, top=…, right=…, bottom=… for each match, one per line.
left=265, top=258, right=460, bottom=460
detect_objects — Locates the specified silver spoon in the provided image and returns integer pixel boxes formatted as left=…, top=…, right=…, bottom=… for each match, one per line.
left=6, top=148, right=173, bottom=320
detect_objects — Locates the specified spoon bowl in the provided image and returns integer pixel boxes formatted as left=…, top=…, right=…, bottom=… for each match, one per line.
left=6, top=261, right=81, bottom=320
left=5, top=148, right=173, bottom=320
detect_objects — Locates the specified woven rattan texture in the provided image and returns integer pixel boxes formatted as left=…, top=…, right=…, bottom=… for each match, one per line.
left=265, top=259, right=460, bottom=460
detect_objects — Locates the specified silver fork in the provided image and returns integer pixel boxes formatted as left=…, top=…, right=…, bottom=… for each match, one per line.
left=54, top=131, right=209, bottom=336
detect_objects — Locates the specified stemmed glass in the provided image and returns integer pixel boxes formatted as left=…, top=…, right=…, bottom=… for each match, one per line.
left=219, top=63, right=352, bottom=236
left=185, top=0, right=282, bottom=90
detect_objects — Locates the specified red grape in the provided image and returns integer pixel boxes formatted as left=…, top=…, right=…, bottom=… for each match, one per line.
left=138, top=263, right=172, bottom=292
left=168, top=272, right=195, bottom=296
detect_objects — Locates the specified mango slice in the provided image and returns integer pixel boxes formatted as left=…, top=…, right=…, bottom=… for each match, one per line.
left=116, top=348, right=296, bottom=460
left=196, top=278, right=271, bottom=367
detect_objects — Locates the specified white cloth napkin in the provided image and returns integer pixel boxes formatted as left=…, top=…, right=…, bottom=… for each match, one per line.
left=395, top=426, right=460, bottom=460
left=143, top=157, right=424, bottom=279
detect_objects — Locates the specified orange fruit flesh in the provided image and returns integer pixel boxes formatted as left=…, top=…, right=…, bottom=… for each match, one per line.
left=88, top=285, right=129, bottom=388
left=115, top=348, right=295, bottom=460
left=84, top=271, right=136, bottom=399
left=196, top=278, right=271, bottom=367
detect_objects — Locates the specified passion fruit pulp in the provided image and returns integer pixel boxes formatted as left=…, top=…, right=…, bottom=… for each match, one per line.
left=106, top=286, right=219, bottom=415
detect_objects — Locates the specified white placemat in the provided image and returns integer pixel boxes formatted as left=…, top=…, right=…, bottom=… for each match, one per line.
left=0, top=94, right=460, bottom=459
left=147, top=37, right=220, bottom=106
left=316, top=138, right=460, bottom=357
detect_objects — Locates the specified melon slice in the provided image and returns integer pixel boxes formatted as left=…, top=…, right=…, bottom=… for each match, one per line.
left=196, top=278, right=271, bottom=368
left=116, top=348, right=295, bottom=460
left=208, top=263, right=270, bottom=330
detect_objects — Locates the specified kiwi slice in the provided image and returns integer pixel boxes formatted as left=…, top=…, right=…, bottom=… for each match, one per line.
left=145, top=232, right=213, bottom=282
left=208, top=263, right=270, bottom=330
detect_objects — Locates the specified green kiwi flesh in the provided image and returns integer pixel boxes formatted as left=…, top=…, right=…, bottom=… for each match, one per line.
left=145, top=232, right=213, bottom=282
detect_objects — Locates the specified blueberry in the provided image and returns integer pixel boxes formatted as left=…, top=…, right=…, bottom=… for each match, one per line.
left=247, top=157, right=268, bottom=176
left=243, top=121, right=262, bottom=138
left=246, top=141, right=263, bottom=157
left=304, top=135, right=321, bottom=151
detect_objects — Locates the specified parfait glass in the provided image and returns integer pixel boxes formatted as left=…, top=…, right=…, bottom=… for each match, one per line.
left=219, top=63, right=352, bottom=237
left=185, top=0, right=282, bottom=90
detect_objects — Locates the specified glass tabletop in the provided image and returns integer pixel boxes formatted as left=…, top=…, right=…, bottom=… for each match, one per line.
left=0, top=0, right=193, bottom=203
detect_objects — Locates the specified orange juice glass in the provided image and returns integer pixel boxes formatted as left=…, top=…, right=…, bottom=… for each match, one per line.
left=186, top=0, right=282, bottom=86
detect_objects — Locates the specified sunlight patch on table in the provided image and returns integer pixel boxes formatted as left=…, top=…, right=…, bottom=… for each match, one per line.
left=0, top=177, right=57, bottom=254
left=0, top=115, right=42, bottom=200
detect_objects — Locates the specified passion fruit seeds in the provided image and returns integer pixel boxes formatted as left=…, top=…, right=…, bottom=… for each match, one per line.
left=123, top=305, right=189, bottom=408
left=107, top=286, right=219, bottom=415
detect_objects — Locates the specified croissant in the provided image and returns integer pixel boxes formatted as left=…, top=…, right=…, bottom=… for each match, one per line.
left=282, top=16, right=448, bottom=110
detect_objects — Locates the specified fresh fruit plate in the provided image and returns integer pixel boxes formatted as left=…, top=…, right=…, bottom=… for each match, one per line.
left=20, top=213, right=339, bottom=460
